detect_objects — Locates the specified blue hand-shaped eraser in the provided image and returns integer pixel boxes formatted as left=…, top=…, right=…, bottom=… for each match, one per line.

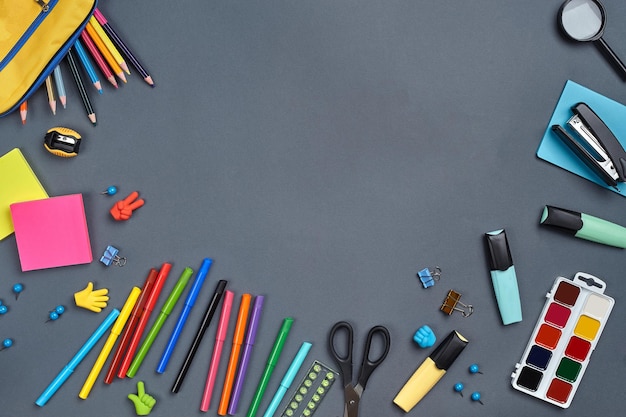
left=413, top=325, right=436, bottom=348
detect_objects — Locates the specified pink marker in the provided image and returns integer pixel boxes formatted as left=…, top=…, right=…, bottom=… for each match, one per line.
left=200, top=290, right=234, bottom=411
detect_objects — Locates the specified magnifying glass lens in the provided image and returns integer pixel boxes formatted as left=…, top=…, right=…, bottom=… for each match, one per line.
left=561, top=0, right=603, bottom=41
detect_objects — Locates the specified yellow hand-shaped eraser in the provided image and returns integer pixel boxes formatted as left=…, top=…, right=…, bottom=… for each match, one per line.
left=74, top=282, right=109, bottom=313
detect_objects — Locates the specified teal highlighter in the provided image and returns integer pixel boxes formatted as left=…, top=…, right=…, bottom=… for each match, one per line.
left=485, top=229, right=522, bottom=325
left=540, top=205, right=626, bottom=248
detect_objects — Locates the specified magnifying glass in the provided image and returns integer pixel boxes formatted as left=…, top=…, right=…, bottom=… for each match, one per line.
left=558, top=0, right=626, bottom=79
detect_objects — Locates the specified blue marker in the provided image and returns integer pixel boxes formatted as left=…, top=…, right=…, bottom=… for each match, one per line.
left=262, top=342, right=312, bottom=417
left=156, top=258, right=213, bottom=373
left=35, top=309, right=120, bottom=406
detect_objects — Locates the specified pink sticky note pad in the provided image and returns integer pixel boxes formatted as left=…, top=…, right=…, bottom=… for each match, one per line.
left=10, top=194, right=92, bottom=271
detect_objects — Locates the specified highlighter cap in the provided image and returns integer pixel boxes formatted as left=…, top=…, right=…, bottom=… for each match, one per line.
left=430, top=330, right=468, bottom=370
left=485, top=229, right=513, bottom=270
left=540, top=206, right=581, bottom=236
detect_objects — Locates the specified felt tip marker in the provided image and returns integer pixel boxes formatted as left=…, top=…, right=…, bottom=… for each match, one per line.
left=126, top=267, right=194, bottom=378
left=262, top=341, right=312, bottom=417
left=485, top=229, right=522, bottom=325
left=157, top=258, right=213, bottom=373
left=172, top=279, right=228, bottom=393
left=246, top=317, right=294, bottom=417
left=36, top=309, right=120, bottom=406
left=217, top=293, right=252, bottom=415
left=228, top=295, right=265, bottom=415
left=540, top=205, right=626, bottom=248
left=79, top=287, right=141, bottom=399
left=201, top=290, right=235, bottom=411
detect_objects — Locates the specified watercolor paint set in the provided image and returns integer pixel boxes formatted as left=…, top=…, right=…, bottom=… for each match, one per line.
left=511, top=272, right=614, bottom=408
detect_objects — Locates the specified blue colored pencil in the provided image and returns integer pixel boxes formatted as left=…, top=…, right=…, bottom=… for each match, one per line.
left=74, top=38, right=103, bottom=94
left=52, top=65, right=66, bottom=108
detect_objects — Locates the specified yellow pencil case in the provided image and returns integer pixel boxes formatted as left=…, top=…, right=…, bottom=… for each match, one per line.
left=0, top=0, right=97, bottom=117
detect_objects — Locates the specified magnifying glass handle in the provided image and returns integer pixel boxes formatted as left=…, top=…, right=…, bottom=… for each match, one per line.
left=596, top=37, right=626, bottom=80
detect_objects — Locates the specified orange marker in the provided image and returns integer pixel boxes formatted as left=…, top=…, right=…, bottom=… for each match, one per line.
left=217, top=293, right=252, bottom=415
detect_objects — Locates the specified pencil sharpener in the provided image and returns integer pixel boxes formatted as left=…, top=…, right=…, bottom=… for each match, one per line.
left=44, top=127, right=82, bottom=157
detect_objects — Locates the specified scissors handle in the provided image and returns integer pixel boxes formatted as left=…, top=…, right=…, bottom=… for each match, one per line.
left=357, top=325, right=390, bottom=390
left=328, top=321, right=354, bottom=386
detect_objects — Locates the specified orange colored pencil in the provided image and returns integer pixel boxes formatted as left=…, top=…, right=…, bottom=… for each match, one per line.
left=80, top=31, right=118, bottom=88
left=19, top=101, right=27, bottom=125
left=217, top=294, right=252, bottom=415
left=85, top=22, right=126, bottom=83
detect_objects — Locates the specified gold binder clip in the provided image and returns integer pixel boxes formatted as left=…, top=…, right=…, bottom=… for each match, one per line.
left=440, top=290, right=473, bottom=317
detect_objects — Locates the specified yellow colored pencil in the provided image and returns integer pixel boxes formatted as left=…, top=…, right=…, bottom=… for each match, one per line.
left=78, top=287, right=141, bottom=399
left=88, top=16, right=130, bottom=75
left=85, top=22, right=127, bottom=83
left=45, top=75, right=56, bottom=115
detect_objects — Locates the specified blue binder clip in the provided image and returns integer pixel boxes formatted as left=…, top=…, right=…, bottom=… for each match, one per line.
left=100, top=245, right=127, bottom=267
left=417, top=266, right=442, bottom=288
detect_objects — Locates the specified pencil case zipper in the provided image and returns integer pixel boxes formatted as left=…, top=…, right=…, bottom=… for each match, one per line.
left=0, top=0, right=59, bottom=71
left=0, top=0, right=97, bottom=117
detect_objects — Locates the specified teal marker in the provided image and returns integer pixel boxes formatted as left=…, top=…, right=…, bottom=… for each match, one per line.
left=540, top=205, right=626, bottom=248
left=246, top=317, right=294, bottom=417
left=126, top=267, right=194, bottom=377
left=485, top=229, right=522, bottom=325
left=262, top=341, right=312, bottom=417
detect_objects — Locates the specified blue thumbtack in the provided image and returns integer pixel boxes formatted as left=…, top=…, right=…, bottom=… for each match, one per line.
left=417, top=266, right=442, bottom=288
left=0, top=304, right=7, bottom=315
left=101, top=185, right=118, bottom=196
left=13, top=283, right=23, bottom=300
left=1, top=338, right=13, bottom=351
left=469, top=364, right=483, bottom=374
left=471, top=392, right=483, bottom=404
left=100, top=245, right=127, bottom=266
left=454, top=382, right=464, bottom=397
left=46, top=305, right=65, bottom=322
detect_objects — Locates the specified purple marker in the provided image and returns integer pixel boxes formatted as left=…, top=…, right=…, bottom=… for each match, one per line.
left=228, top=295, right=265, bottom=415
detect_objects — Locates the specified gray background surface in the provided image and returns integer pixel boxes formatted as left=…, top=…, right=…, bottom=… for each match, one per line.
left=1, top=1, right=626, bottom=416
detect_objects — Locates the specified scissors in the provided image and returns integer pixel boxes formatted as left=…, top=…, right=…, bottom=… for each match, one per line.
left=328, top=321, right=391, bottom=417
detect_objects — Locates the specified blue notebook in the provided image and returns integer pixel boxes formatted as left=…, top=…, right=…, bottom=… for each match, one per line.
left=536, top=80, right=626, bottom=197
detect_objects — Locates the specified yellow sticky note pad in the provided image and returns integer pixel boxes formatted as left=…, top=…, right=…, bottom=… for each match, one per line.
left=0, top=148, right=48, bottom=240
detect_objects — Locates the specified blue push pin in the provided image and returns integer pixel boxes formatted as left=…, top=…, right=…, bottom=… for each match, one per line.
left=13, top=283, right=23, bottom=300
left=101, top=185, right=118, bottom=196
left=453, top=382, right=464, bottom=397
left=46, top=305, right=65, bottom=322
left=469, top=363, right=483, bottom=375
left=1, top=338, right=13, bottom=351
left=0, top=304, right=7, bottom=315
left=471, top=392, right=483, bottom=405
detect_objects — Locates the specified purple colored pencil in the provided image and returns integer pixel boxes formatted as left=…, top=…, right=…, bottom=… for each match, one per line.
left=93, top=8, right=154, bottom=87
left=227, top=295, right=265, bottom=415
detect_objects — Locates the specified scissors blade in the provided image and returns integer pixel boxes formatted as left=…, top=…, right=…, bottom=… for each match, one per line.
left=344, top=385, right=361, bottom=417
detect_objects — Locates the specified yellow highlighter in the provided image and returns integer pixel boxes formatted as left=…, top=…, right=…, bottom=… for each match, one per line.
left=79, top=286, right=141, bottom=399
left=393, top=330, right=468, bottom=412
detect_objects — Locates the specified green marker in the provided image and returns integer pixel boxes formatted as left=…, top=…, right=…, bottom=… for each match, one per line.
left=540, top=205, right=626, bottom=249
left=246, top=317, right=294, bottom=417
left=126, top=267, right=194, bottom=378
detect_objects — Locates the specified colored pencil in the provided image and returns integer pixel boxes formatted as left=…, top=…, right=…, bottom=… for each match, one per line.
left=88, top=16, right=129, bottom=74
left=104, top=269, right=157, bottom=384
left=85, top=21, right=127, bottom=83
left=93, top=8, right=154, bottom=87
left=74, top=39, right=103, bottom=94
left=44, top=75, right=56, bottom=115
left=80, top=30, right=118, bottom=88
left=66, top=48, right=97, bottom=125
left=52, top=65, right=67, bottom=108
left=19, top=101, right=27, bottom=125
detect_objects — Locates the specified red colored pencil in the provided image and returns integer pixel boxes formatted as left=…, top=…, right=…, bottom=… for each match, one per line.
left=117, top=263, right=172, bottom=378
left=104, top=269, right=157, bottom=384
left=80, top=30, right=118, bottom=88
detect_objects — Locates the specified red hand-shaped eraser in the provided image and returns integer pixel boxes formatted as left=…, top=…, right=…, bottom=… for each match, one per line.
left=110, top=191, right=145, bottom=221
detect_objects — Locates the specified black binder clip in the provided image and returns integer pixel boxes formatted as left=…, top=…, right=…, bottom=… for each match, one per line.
left=551, top=102, right=626, bottom=190
left=440, top=290, right=473, bottom=317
